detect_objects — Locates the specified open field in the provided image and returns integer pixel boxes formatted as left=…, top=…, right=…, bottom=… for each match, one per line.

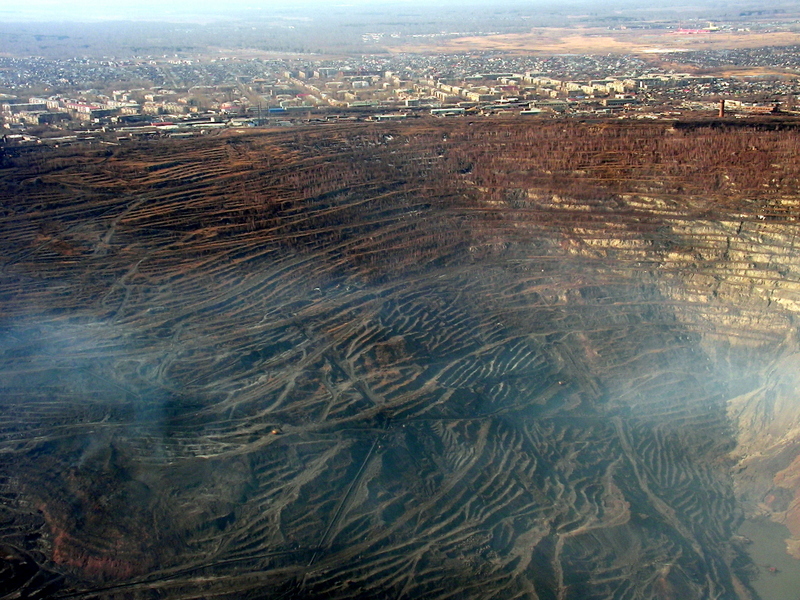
left=388, top=27, right=800, bottom=57
left=2, top=120, right=800, bottom=599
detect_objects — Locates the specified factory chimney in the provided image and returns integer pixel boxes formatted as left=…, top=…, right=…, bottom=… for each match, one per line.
left=719, top=99, right=725, bottom=118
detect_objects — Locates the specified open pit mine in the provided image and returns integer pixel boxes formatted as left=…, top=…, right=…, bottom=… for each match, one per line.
left=2, top=120, right=800, bottom=600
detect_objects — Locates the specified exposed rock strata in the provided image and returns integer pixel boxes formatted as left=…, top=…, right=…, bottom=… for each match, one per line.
left=1, top=121, right=799, bottom=599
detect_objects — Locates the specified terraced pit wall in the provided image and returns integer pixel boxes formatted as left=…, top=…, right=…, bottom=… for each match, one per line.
left=1, top=120, right=800, bottom=599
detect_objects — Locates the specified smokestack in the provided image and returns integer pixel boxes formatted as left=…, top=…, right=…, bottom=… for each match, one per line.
left=719, top=99, right=725, bottom=118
